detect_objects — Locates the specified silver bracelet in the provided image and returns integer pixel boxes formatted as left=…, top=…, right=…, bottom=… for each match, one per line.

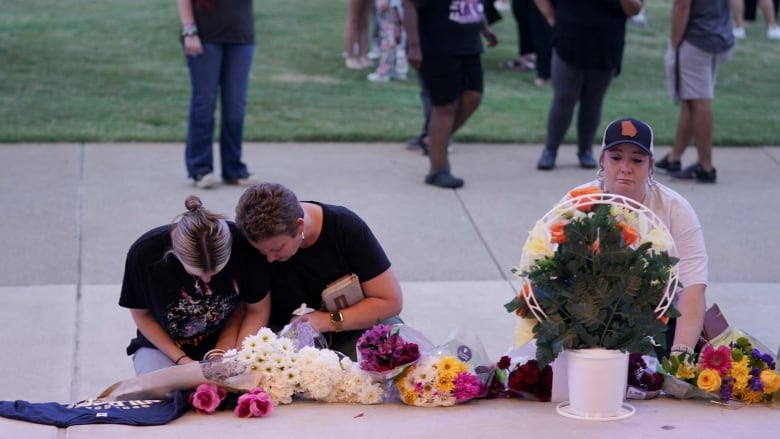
left=181, top=23, right=198, bottom=37
left=670, top=344, right=694, bottom=355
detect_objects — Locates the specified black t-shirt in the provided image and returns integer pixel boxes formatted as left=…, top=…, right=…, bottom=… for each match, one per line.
left=416, top=0, right=485, bottom=57
left=552, top=0, right=628, bottom=71
left=119, top=222, right=269, bottom=359
left=194, top=0, right=254, bottom=44
left=268, top=203, right=391, bottom=327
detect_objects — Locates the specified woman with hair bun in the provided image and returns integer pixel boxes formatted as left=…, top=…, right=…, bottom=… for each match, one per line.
left=119, top=195, right=270, bottom=375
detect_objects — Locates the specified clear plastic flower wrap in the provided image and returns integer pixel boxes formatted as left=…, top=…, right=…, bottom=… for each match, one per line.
left=356, top=323, right=434, bottom=380
left=393, top=328, right=494, bottom=407
left=659, top=327, right=780, bottom=405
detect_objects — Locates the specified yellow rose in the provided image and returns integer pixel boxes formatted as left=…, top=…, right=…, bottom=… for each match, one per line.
left=514, top=317, right=538, bottom=346
left=696, top=369, right=722, bottom=393
left=760, top=370, right=780, bottom=394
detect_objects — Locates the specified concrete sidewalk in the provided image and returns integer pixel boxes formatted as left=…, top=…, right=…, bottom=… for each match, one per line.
left=0, top=142, right=778, bottom=437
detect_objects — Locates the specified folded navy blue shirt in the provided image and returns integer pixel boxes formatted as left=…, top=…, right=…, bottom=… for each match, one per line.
left=0, top=391, right=188, bottom=427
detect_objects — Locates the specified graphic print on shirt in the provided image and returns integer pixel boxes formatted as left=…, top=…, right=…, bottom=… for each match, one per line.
left=449, top=0, right=484, bottom=24
left=165, top=279, right=239, bottom=348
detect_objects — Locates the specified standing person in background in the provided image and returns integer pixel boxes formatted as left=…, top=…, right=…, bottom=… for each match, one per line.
left=368, top=0, right=406, bottom=82
left=404, top=0, right=498, bottom=189
left=656, top=0, right=734, bottom=183
left=731, top=0, right=780, bottom=39
left=345, top=0, right=375, bottom=69
left=534, top=0, right=643, bottom=171
left=176, top=0, right=260, bottom=189
left=529, top=0, right=553, bottom=86
left=120, top=196, right=270, bottom=375
left=498, top=0, right=537, bottom=73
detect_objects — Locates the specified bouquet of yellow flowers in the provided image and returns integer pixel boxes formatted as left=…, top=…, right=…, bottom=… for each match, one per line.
left=661, top=334, right=780, bottom=404
left=392, top=328, right=493, bottom=407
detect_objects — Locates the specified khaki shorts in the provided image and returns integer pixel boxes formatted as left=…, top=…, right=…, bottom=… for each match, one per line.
left=665, top=40, right=732, bottom=101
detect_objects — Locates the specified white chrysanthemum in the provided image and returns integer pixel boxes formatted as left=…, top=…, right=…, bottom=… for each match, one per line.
left=274, top=337, right=295, bottom=353
left=340, top=356, right=355, bottom=369
left=357, top=382, right=385, bottom=404
left=646, top=228, right=674, bottom=253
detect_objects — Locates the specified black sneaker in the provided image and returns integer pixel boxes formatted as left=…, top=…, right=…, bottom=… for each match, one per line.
left=425, top=168, right=464, bottom=188
left=577, top=150, right=597, bottom=169
left=670, top=163, right=717, bottom=183
left=406, top=137, right=430, bottom=155
left=655, top=154, right=682, bottom=172
left=537, top=149, right=557, bottom=170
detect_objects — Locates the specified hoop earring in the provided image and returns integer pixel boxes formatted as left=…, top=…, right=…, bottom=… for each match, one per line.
left=596, top=167, right=604, bottom=181
left=648, top=173, right=657, bottom=187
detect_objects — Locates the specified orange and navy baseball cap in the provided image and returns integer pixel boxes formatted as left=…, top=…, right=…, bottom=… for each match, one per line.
left=601, top=118, right=654, bottom=156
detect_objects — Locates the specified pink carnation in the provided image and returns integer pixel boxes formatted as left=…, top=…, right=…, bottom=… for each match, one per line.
left=234, top=388, right=274, bottom=418
left=452, top=372, right=481, bottom=401
left=188, top=383, right=227, bottom=414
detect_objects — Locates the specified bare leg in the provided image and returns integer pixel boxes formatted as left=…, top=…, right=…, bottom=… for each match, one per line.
left=451, top=90, right=483, bottom=136
left=731, top=0, right=745, bottom=29
left=670, top=101, right=693, bottom=162
left=759, top=0, right=779, bottom=27
left=427, top=102, right=457, bottom=173
left=689, top=98, right=714, bottom=171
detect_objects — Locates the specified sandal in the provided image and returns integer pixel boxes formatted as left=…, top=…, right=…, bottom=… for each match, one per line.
left=498, top=58, right=535, bottom=72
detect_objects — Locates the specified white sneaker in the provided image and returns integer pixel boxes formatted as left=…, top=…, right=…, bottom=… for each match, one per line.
left=768, top=26, right=780, bottom=39
left=193, top=172, right=218, bottom=189
left=345, top=57, right=362, bottom=70
left=367, top=72, right=391, bottom=83
left=224, top=175, right=260, bottom=187
left=733, top=27, right=746, bottom=39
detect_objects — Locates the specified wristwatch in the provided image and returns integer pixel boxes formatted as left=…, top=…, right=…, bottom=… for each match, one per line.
left=330, top=310, right=344, bottom=332
left=181, top=23, right=198, bottom=37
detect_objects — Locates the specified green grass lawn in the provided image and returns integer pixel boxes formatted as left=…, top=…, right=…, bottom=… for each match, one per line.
left=2, top=0, right=779, bottom=145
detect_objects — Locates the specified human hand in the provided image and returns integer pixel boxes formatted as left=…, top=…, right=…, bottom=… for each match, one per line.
left=183, top=35, right=203, bottom=56
left=406, top=44, right=422, bottom=70
left=482, top=28, right=498, bottom=47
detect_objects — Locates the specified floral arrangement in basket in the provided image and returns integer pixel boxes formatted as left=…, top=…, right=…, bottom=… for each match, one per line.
left=504, top=187, right=680, bottom=369
left=660, top=336, right=780, bottom=404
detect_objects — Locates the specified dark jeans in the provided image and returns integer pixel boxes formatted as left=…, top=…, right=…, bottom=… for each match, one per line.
left=184, top=42, right=254, bottom=180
